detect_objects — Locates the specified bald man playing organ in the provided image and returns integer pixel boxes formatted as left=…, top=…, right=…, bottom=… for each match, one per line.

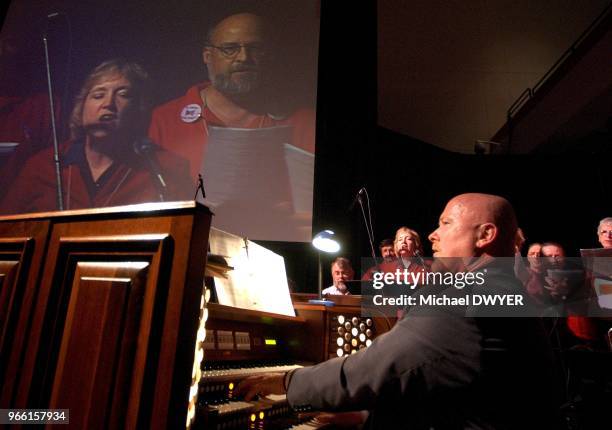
left=237, top=193, right=558, bottom=429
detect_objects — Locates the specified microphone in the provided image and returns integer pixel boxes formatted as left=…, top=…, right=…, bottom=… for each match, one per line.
left=348, top=187, right=365, bottom=211
left=133, top=138, right=167, bottom=201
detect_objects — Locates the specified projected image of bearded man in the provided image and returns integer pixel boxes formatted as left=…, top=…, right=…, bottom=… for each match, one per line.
left=204, top=14, right=266, bottom=100
left=148, top=11, right=315, bottom=181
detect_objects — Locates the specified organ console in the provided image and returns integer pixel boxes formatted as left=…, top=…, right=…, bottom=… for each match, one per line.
left=0, top=202, right=394, bottom=429
left=193, top=300, right=307, bottom=429
left=193, top=293, right=394, bottom=429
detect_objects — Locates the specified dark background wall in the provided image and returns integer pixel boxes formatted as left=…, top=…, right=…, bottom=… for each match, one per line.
left=276, top=0, right=611, bottom=292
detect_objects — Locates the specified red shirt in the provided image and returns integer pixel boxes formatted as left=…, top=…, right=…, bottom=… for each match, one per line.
left=0, top=93, right=57, bottom=151
left=0, top=93, right=61, bottom=200
left=148, top=82, right=315, bottom=179
left=0, top=139, right=193, bottom=215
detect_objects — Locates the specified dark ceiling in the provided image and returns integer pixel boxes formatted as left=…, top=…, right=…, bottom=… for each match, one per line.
left=378, top=0, right=612, bottom=154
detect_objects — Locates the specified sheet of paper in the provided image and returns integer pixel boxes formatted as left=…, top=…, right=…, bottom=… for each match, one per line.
left=198, top=126, right=313, bottom=242
left=580, top=248, right=612, bottom=277
left=209, top=228, right=295, bottom=317
left=580, top=249, right=612, bottom=313
left=284, top=143, right=314, bottom=214
left=0, top=142, right=19, bottom=155
left=593, top=278, right=612, bottom=309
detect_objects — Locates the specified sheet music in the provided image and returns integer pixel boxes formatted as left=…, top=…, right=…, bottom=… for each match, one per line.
left=580, top=248, right=612, bottom=278
left=593, top=278, right=612, bottom=310
left=580, top=248, right=612, bottom=312
left=199, top=126, right=313, bottom=242
left=284, top=143, right=314, bottom=214
left=0, top=142, right=19, bottom=155
left=209, top=228, right=295, bottom=317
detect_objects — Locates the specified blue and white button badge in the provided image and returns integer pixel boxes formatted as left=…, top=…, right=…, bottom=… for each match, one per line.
left=180, top=104, right=202, bottom=123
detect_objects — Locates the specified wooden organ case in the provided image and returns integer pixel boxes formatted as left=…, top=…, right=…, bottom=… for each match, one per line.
left=0, top=201, right=211, bottom=429
left=0, top=201, right=394, bottom=429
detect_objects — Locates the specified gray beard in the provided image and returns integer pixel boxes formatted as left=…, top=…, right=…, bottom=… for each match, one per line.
left=211, top=72, right=260, bottom=95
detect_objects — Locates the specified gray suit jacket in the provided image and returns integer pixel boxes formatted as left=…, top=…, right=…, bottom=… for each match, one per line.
left=287, top=267, right=559, bottom=429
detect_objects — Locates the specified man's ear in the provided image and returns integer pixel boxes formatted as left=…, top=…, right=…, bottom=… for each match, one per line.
left=203, top=47, right=211, bottom=65
left=475, top=223, right=497, bottom=249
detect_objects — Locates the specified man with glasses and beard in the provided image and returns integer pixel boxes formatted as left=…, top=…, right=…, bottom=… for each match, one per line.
left=148, top=11, right=315, bottom=180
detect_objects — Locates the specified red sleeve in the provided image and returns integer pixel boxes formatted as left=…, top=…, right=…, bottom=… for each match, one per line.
left=0, top=152, right=51, bottom=214
left=288, top=108, right=316, bottom=154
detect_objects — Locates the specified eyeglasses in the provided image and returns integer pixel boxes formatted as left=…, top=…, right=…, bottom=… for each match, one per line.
left=206, top=43, right=267, bottom=59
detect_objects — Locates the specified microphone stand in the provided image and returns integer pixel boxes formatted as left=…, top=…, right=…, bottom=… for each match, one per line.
left=357, top=188, right=380, bottom=274
left=133, top=139, right=167, bottom=202
left=43, top=24, right=64, bottom=210
left=413, top=249, right=427, bottom=268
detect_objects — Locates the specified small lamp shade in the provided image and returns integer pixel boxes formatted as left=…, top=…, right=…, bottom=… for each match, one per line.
left=312, top=230, right=341, bottom=253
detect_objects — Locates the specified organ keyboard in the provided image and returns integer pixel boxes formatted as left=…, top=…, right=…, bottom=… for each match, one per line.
left=197, top=362, right=321, bottom=430
left=202, top=361, right=304, bottom=382
left=193, top=295, right=394, bottom=429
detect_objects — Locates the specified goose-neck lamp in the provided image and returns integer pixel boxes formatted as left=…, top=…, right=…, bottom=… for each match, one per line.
left=311, top=230, right=341, bottom=304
